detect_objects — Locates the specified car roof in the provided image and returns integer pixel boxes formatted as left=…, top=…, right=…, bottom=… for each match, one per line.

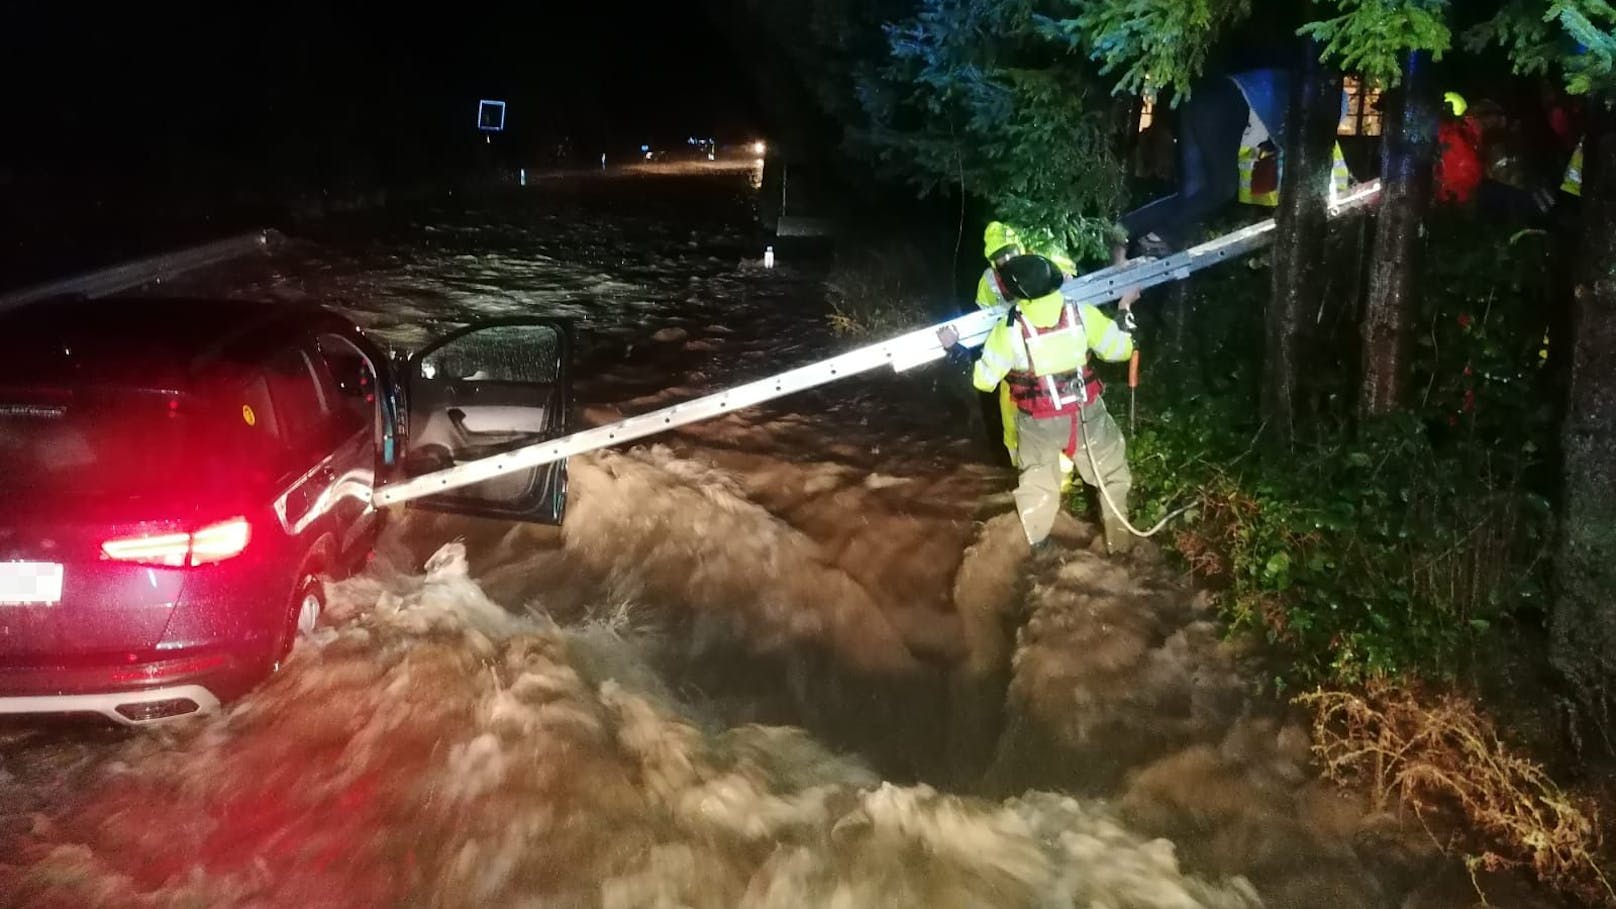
left=0, top=297, right=357, bottom=391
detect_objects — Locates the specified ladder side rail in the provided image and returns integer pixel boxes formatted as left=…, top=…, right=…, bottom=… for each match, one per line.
left=374, top=305, right=1010, bottom=505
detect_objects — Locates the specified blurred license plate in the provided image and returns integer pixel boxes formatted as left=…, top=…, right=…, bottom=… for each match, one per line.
left=0, top=562, right=63, bottom=605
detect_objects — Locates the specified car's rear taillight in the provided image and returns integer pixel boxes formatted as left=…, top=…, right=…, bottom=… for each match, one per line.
left=188, top=518, right=252, bottom=565
left=101, top=517, right=251, bottom=567
left=99, top=530, right=192, bottom=567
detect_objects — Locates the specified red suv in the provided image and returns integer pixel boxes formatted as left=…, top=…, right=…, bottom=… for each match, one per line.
left=0, top=297, right=570, bottom=725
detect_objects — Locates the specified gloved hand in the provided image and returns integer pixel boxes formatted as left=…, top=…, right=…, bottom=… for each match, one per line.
left=936, top=325, right=973, bottom=370
left=1120, top=308, right=1137, bottom=334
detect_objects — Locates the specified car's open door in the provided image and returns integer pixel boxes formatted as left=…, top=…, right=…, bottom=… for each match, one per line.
left=398, top=319, right=570, bottom=524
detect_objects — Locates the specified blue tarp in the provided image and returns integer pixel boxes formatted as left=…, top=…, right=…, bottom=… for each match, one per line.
left=1229, top=69, right=1351, bottom=141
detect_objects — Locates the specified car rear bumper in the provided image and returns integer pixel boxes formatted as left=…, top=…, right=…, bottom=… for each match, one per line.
left=0, top=647, right=270, bottom=725
left=0, top=683, right=221, bottom=726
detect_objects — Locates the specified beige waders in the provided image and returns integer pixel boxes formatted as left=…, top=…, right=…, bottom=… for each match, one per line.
left=1012, top=396, right=1133, bottom=553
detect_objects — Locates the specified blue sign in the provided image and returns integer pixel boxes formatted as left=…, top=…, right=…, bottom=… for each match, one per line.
left=477, top=100, right=506, bottom=132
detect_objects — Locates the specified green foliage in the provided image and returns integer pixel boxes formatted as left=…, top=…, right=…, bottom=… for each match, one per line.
left=854, top=0, right=1126, bottom=259
left=1133, top=411, right=1547, bottom=688
left=1465, top=0, right=1616, bottom=96
left=1050, top=0, right=1452, bottom=102
left=1297, top=0, right=1453, bottom=86
left=1116, top=216, right=1556, bottom=690
left=1040, top=0, right=1251, bottom=102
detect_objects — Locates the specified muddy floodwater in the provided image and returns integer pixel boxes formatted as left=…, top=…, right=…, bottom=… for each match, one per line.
left=0, top=165, right=1534, bottom=908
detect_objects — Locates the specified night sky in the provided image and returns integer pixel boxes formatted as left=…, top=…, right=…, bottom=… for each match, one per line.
left=0, top=3, right=762, bottom=184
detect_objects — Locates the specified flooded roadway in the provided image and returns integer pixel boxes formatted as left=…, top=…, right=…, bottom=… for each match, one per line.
left=0, top=164, right=1509, bottom=908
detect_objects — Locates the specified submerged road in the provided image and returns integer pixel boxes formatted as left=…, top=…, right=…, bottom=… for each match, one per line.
left=0, top=165, right=1507, bottom=909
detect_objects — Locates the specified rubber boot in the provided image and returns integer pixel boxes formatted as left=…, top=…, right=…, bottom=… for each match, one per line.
left=1102, top=492, right=1135, bottom=556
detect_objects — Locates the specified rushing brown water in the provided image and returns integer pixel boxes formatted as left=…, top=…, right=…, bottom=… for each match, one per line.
left=0, top=165, right=1540, bottom=908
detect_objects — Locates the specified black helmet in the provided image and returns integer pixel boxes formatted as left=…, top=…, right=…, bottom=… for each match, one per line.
left=995, top=254, right=1065, bottom=301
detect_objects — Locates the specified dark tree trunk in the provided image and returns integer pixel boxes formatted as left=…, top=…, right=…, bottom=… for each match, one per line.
left=1552, top=99, right=1616, bottom=739
left=1164, top=280, right=1195, bottom=373
left=1115, top=95, right=1143, bottom=162
left=1265, top=43, right=1342, bottom=446
left=1358, top=51, right=1437, bottom=417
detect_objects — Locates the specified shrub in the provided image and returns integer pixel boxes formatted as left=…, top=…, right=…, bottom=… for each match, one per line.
left=1129, top=406, right=1549, bottom=688
left=825, top=240, right=945, bottom=337
left=1300, top=683, right=1614, bottom=904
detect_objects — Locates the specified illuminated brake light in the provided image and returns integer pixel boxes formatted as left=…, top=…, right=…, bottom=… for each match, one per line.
left=189, top=518, right=251, bottom=565
left=101, top=531, right=191, bottom=567
left=101, top=517, right=251, bottom=567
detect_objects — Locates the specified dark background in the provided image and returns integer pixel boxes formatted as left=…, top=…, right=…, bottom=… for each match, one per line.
left=0, top=3, right=765, bottom=191
left=0, top=3, right=767, bottom=284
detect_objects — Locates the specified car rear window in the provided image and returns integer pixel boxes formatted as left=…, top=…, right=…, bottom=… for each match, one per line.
left=0, top=387, right=240, bottom=499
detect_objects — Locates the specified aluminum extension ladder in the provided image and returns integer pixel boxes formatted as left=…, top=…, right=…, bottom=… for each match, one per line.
left=373, top=181, right=1382, bottom=507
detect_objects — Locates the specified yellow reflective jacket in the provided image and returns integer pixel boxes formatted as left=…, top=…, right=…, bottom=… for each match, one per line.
left=1238, top=142, right=1352, bottom=206
left=972, top=292, right=1133, bottom=402
left=976, top=268, right=1010, bottom=308
left=1563, top=142, right=1583, bottom=197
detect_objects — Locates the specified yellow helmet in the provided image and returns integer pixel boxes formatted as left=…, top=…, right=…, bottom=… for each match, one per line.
left=983, top=221, right=1023, bottom=262
left=1444, top=91, right=1468, bottom=117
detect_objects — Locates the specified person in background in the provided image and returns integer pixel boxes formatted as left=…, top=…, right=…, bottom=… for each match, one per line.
left=1542, top=81, right=1584, bottom=156
left=1114, top=68, right=1351, bottom=258
left=1470, top=98, right=1557, bottom=219
left=1435, top=92, right=1485, bottom=205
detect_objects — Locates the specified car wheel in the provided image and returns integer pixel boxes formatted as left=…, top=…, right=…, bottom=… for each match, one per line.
left=272, top=577, right=326, bottom=673
left=294, top=577, right=325, bottom=638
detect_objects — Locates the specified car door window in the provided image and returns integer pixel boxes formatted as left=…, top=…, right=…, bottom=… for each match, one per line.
left=403, top=320, right=570, bottom=524
left=263, top=346, right=330, bottom=459
left=313, top=334, right=379, bottom=443
left=182, top=372, right=283, bottom=489
left=418, top=325, right=559, bottom=385
left=237, top=375, right=281, bottom=443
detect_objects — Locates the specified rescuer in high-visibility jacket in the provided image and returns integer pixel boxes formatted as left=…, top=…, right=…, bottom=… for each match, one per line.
left=1435, top=92, right=1485, bottom=205
left=975, top=222, right=1076, bottom=310
left=940, top=254, right=1137, bottom=554
left=1118, top=69, right=1351, bottom=254
left=974, top=221, right=1082, bottom=486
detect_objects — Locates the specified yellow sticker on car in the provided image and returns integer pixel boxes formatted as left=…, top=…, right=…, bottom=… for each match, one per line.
left=242, top=405, right=257, bottom=427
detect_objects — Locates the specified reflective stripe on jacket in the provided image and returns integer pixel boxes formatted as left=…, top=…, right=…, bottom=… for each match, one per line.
left=976, top=268, right=1011, bottom=308
left=1238, top=142, right=1351, bottom=207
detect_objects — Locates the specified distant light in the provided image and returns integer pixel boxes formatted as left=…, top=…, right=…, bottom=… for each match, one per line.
left=641, top=144, right=650, bottom=153
left=753, top=141, right=766, bottom=155
left=755, top=158, right=764, bottom=168
left=763, top=245, right=775, bottom=269
left=519, top=168, right=526, bottom=186
left=708, top=153, right=715, bottom=160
